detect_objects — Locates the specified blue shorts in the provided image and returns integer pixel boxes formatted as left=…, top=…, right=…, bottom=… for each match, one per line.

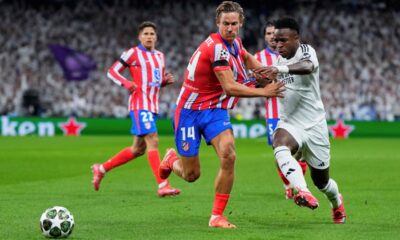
left=266, top=118, right=279, bottom=145
left=173, top=108, right=232, bottom=157
left=130, top=110, right=158, bottom=136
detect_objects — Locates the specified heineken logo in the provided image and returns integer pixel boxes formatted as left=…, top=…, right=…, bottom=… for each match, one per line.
left=1, top=116, right=86, bottom=136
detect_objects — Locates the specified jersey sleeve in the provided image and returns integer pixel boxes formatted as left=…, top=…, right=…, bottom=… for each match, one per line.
left=299, top=44, right=319, bottom=70
left=211, top=43, right=230, bottom=72
left=107, top=48, right=136, bottom=88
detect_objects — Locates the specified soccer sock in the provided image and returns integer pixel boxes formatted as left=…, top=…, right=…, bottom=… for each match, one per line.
left=319, top=178, right=341, bottom=208
left=276, top=162, right=290, bottom=185
left=102, top=147, right=136, bottom=172
left=274, top=146, right=308, bottom=191
left=298, top=160, right=308, bottom=175
left=147, top=149, right=164, bottom=184
left=211, top=193, right=230, bottom=216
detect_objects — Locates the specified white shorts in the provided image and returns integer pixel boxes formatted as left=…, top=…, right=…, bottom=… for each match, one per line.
left=275, top=120, right=330, bottom=169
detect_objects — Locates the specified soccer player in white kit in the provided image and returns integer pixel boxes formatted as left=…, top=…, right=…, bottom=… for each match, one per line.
left=254, top=18, right=346, bottom=224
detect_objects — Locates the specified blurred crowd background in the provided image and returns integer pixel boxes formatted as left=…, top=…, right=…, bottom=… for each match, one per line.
left=1, top=0, right=399, bottom=120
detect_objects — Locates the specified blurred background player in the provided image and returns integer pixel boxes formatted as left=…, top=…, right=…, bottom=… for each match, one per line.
left=91, top=21, right=181, bottom=197
left=254, top=21, right=307, bottom=199
left=158, top=1, right=285, bottom=229
left=254, top=17, right=346, bottom=224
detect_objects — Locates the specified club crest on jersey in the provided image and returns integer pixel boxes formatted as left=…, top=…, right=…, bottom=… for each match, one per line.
left=182, top=141, right=190, bottom=151
left=154, top=69, right=161, bottom=82
left=145, top=122, right=151, bottom=129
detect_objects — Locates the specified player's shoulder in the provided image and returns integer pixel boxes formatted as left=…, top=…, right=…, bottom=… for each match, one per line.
left=298, top=44, right=316, bottom=54
left=120, top=47, right=136, bottom=59
left=154, top=49, right=164, bottom=56
left=296, top=43, right=317, bottom=59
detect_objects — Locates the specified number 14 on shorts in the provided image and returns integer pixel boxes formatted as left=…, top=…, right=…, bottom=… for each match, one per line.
left=180, top=127, right=196, bottom=140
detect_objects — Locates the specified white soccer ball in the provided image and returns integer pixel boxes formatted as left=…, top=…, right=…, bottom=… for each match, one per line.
left=40, top=206, right=75, bottom=238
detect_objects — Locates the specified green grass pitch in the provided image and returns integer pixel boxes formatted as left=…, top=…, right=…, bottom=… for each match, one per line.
left=0, top=136, right=399, bottom=239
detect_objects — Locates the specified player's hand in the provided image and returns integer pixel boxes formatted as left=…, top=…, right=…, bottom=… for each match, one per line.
left=253, top=66, right=278, bottom=80
left=163, top=72, right=175, bottom=86
left=262, top=80, right=285, bottom=98
left=123, top=81, right=137, bottom=93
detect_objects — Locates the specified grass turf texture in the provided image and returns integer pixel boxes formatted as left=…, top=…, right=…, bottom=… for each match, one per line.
left=0, top=136, right=399, bottom=239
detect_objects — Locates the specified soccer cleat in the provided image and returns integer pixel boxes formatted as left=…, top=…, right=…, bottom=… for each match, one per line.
left=91, top=164, right=104, bottom=191
left=293, top=190, right=319, bottom=210
left=285, top=187, right=294, bottom=199
left=208, top=215, right=236, bottom=229
left=332, top=194, right=346, bottom=224
left=159, top=148, right=178, bottom=180
left=157, top=184, right=181, bottom=197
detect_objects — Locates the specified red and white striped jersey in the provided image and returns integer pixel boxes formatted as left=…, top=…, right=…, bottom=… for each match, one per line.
left=176, top=33, right=251, bottom=110
left=255, top=47, right=280, bottom=119
left=107, top=44, right=165, bottom=113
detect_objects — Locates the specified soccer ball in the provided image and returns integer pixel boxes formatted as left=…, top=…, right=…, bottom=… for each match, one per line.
left=40, top=206, right=74, bottom=238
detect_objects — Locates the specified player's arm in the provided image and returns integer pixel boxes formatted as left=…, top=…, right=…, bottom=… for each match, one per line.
left=161, top=71, right=175, bottom=87
left=107, top=49, right=137, bottom=93
left=242, top=50, right=274, bottom=87
left=214, top=68, right=285, bottom=98
left=252, top=60, right=314, bottom=79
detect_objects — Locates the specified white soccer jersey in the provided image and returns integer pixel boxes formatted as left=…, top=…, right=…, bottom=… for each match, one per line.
left=277, top=44, right=326, bottom=129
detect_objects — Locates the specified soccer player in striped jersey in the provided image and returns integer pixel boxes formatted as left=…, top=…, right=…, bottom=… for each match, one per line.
left=254, top=18, right=346, bottom=224
left=158, top=1, right=285, bottom=228
left=255, top=21, right=307, bottom=200
left=91, top=21, right=180, bottom=197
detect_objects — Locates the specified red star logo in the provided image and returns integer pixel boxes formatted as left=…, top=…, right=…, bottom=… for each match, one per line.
left=58, top=117, right=86, bottom=136
left=328, top=119, right=354, bottom=139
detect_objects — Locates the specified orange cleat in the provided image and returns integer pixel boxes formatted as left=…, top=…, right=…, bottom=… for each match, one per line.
left=159, top=148, right=178, bottom=180
left=332, top=194, right=346, bottom=224
left=91, top=164, right=104, bottom=191
left=208, top=215, right=236, bottom=229
left=293, top=190, right=319, bottom=210
left=158, top=183, right=181, bottom=197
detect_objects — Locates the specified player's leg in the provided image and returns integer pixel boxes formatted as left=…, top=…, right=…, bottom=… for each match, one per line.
left=208, top=129, right=236, bottom=228
left=306, top=121, right=345, bottom=223
left=91, top=136, right=146, bottom=191
left=144, top=132, right=181, bottom=196
left=276, top=151, right=307, bottom=199
left=273, top=126, right=319, bottom=209
left=310, top=167, right=345, bottom=223
left=160, top=107, right=201, bottom=181
left=201, top=109, right=236, bottom=228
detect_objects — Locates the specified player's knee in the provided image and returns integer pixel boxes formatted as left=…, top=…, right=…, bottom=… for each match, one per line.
left=131, top=146, right=146, bottom=157
left=220, top=150, right=236, bottom=170
left=183, top=170, right=200, bottom=183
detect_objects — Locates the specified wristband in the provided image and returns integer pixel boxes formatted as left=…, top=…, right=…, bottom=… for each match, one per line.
left=276, top=65, right=289, bottom=73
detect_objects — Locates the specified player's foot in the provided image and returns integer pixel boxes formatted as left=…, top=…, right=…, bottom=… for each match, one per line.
left=293, top=190, right=319, bottom=210
left=158, top=183, right=181, bottom=197
left=208, top=215, right=236, bottom=229
left=332, top=194, right=346, bottom=224
left=285, top=187, right=294, bottom=199
left=91, top=164, right=104, bottom=191
left=159, top=148, right=178, bottom=180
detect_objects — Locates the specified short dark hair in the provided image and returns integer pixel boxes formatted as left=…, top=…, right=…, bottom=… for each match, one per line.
left=216, top=1, right=245, bottom=23
left=275, top=17, right=300, bottom=34
left=263, top=20, right=275, bottom=34
left=138, top=21, right=157, bottom=33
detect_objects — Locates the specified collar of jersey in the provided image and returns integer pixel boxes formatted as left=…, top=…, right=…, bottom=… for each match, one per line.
left=265, top=46, right=279, bottom=55
left=138, top=44, right=155, bottom=54
left=217, top=32, right=239, bottom=58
